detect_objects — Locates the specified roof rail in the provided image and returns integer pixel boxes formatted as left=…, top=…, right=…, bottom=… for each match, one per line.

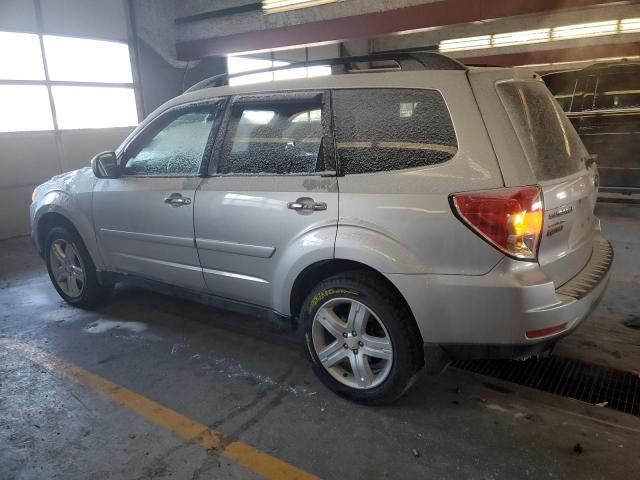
left=184, top=51, right=466, bottom=94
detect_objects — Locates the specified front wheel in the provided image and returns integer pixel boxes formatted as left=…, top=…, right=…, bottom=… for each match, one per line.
left=45, top=226, right=112, bottom=308
left=300, top=271, right=424, bottom=405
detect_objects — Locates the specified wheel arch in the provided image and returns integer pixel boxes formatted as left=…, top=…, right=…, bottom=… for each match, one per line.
left=37, top=212, right=79, bottom=252
left=34, top=205, right=104, bottom=270
left=289, top=259, right=424, bottom=344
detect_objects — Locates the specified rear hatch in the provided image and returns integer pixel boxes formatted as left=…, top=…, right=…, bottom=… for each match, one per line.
left=473, top=72, right=599, bottom=286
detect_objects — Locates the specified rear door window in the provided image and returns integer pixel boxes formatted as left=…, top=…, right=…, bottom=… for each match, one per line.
left=332, top=89, right=457, bottom=175
left=497, top=80, right=588, bottom=181
left=218, top=92, right=328, bottom=175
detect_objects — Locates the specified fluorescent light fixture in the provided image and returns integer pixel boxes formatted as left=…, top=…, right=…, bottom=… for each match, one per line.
left=263, top=0, right=342, bottom=14
left=492, top=28, right=550, bottom=47
left=439, top=35, right=491, bottom=52
left=439, top=16, right=640, bottom=53
left=620, top=18, right=640, bottom=33
left=552, top=20, right=617, bottom=40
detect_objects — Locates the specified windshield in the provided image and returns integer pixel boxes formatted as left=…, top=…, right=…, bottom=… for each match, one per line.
left=497, top=79, right=588, bottom=181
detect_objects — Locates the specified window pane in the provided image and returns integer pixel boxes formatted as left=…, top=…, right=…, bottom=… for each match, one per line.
left=544, top=73, right=576, bottom=112
left=571, top=78, right=587, bottom=112
left=333, top=89, right=458, bottom=175
left=595, top=73, right=640, bottom=110
left=0, top=85, right=53, bottom=132
left=227, top=57, right=290, bottom=86
left=123, top=106, right=218, bottom=177
left=273, top=67, right=307, bottom=81
left=227, top=55, right=329, bottom=86
left=227, top=56, right=273, bottom=74
left=307, top=65, right=331, bottom=77
left=0, top=32, right=45, bottom=80
left=221, top=96, right=324, bottom=174
left=44, top=35, right=132, bottom=83
left=52, top=86, right=137, bottom=129
left=229, top=71, right=274, bottom=86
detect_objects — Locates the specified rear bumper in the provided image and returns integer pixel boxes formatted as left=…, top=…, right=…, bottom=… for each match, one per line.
left=387, top=235, right=613, bottom=356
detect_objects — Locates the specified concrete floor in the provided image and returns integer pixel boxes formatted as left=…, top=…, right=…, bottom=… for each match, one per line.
left=1, top=203, right=640, bottom=480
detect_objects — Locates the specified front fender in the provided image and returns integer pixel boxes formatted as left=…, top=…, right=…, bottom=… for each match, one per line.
left=33, top=190, right=105, bottom=270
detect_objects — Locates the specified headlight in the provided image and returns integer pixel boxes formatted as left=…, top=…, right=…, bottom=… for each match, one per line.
left=31, top=187, right=39, bottom=203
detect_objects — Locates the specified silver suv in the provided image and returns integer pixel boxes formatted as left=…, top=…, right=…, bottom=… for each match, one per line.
left=30, top=53, right=613, bottom=404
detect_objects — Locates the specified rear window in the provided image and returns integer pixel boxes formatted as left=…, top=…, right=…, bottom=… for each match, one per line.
left=497, top=80, right=588, bottom=181
left=333, top=89, right=457, bottom=175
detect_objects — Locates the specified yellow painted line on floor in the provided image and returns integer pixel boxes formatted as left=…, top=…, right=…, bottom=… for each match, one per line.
left=0, top=336, right=319, bottom=480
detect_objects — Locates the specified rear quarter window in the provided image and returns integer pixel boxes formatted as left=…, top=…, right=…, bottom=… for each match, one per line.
left=497, top=80, right=588, bottom=181
left=332, top=89, right=457, bottom=174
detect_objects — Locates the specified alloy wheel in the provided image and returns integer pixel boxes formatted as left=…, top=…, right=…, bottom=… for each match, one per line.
left=49, top=239, right=85, bottom=298
left=312, top=298, right=393, bottom=389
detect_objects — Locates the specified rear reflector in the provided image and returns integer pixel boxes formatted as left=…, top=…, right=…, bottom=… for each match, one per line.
left=451, top=186, right=543, bottom=260
left=526, top=323, right=567, bottom=339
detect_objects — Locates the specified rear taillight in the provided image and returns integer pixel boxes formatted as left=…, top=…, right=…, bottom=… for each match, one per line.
left=451, top=186, right=543, bottom=261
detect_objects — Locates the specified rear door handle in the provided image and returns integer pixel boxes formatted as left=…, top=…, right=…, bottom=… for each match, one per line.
left=164, top=193, right=192, bottom=207
left=287, top=198, right=327, bottom=213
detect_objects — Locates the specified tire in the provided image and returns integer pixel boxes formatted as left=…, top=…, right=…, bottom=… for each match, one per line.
left=300, top=270, right=424, bottom=405
left=44, top=226, right=112, bottom=308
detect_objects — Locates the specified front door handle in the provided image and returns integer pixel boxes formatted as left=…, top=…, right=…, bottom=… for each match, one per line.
left=287, top=197, right=327, bottom=213
left=164, top=193, right=192, bottom=207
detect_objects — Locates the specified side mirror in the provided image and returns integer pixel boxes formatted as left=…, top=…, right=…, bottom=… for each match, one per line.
left=91, top=151, right=119, bottom=179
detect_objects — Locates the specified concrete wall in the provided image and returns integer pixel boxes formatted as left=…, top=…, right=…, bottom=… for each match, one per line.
left=135, top=37, right=227, bottom=116
left=175, top=0, right=434, bottom=44
left=0, top=0, right=134, bottom=239
left=129, top=0, right=227, bottom=116
left=0, top=128, right=134, bottom=239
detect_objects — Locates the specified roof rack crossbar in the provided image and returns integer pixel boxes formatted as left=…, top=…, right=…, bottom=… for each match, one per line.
left=184, top=51, right=465, bottom=94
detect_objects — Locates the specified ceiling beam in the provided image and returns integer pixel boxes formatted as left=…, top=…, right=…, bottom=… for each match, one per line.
left=176, top=0, right=628, bottom=59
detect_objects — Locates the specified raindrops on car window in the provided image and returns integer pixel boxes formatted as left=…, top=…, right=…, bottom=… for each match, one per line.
left=498, top=81, right=587, bottom=181
left=124, top=107, right=217, bottom=176
left=220, top=98, right=324, bottom=175
left=333, top=89, right=458, bottom=175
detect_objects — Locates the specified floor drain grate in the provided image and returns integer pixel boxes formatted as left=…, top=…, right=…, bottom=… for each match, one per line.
left=453, top=357, right=640, bottom=416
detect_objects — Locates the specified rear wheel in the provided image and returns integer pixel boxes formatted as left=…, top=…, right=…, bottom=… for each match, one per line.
left=301, top=271, right=423, bottom=404
left=45, top=226, right=112, bottom=308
